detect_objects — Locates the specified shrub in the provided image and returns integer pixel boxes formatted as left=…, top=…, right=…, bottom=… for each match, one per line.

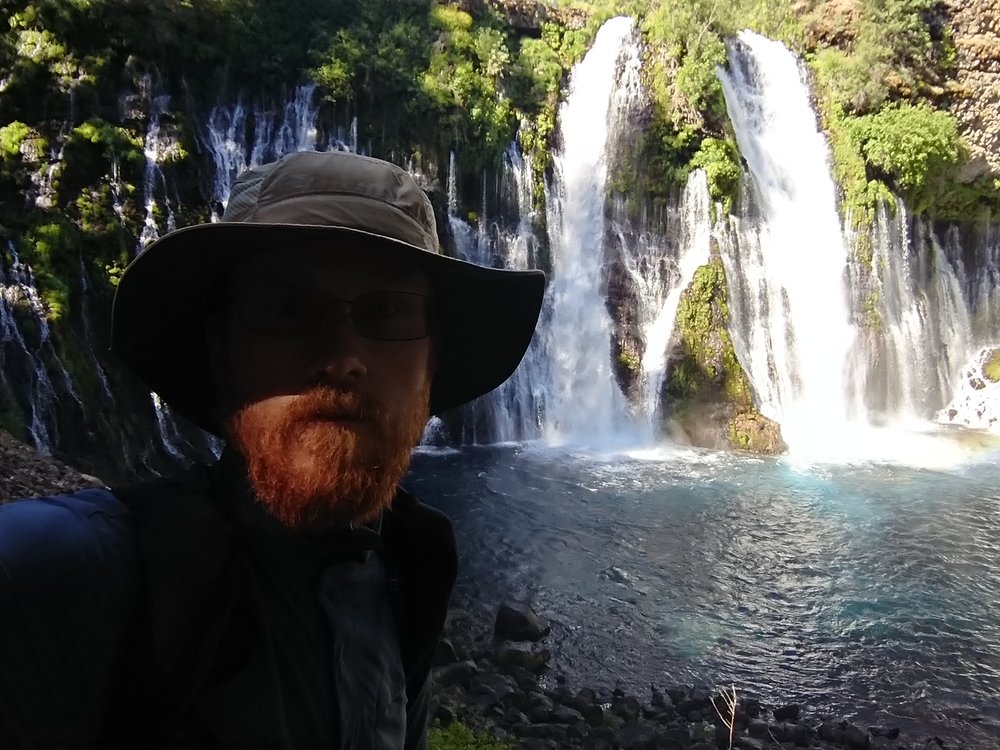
left=428, top=721, right=511, bottom=750
left=844, top=103, right=961, bottom=214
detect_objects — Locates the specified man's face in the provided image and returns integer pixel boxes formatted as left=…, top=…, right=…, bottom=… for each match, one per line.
left=215, top=242, right=436, bottom=529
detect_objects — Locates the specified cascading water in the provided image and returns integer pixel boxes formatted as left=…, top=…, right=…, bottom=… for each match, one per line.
left=445, top=147, right=549, bottom=444
left=0, top=245, right=78, bottom=453
left=935, top=219, right=1000, bottom=429
left=205, top=99, right=250, bottom=217
left=856, top=203, right=972, bottom=422
left=717, top=31, right=1000, bottom=465
left=938, top=346, right=1000, bottom=430
left=544, top=16, right=641, bottom=446
left=718, top=30, right=858, bottom=452
left=272, top=83, right=320, bottom=158
left=138, top=94, right=179, bottom=250
left=205, top=84, right=322, bottom=213
left=613, top=170, right=714, bottom=431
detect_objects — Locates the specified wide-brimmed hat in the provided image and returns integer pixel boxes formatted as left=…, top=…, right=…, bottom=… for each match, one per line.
left=110, top=150, right=546, bottom=434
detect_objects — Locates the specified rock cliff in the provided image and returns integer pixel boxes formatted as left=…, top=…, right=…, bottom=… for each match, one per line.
left=945, top=0, right=1000, bottom=179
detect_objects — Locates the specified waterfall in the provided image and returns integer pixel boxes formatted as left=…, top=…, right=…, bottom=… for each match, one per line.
left=138, top=93, right=179, bottom=250
left=718, top=30, right=858, bottom=451
left=77, top=254, right=114, bottom=403
left=853, top=203, right=972, bottom=422
left=447, top=147, right=548, bottom=444
left=935, top=219, right=1000, bottom=429
left=205, top=83, right=322, bottom=212
left=272, top=83, right=320, bottom=158
left=0, top=246, right=64, bottom=452
left=205, top=99, right=250, bottom=217
left=938, top=346, right=1000, bottom=430
left=544, top=16, right=641, bottom=446
left=151, top=391, right=189, bottom=462
left=615, top=171, right=714, bottom=431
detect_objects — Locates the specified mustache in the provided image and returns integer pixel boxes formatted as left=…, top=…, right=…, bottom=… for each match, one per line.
left=284, top=387, right=380, bottom=423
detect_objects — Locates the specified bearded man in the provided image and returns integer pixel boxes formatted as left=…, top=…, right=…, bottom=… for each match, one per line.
left=0, top=151, right=545, bottom=748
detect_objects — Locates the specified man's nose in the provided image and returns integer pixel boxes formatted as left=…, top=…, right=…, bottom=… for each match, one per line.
left=306, top=314, right=368, bottom=384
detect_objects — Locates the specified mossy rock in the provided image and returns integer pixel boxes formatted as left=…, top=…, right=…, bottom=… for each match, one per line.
left=728, top=411, right=786, bottom=454
left=983, top=348, right=1000, bottom=383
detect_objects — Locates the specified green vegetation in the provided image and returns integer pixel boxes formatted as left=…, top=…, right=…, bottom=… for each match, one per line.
left=618, top=349, right=642, bottom=374
left=667, top=257, right=752, bottom=409
left=805, top=0, right=998, bottom=225
left=843, top=102, right=961, bottom=215
left=0, top=0, right=995, bottom=460
left=984, top=350, right=1000, bottom=383
left=428, top=721, right=512, bottom=750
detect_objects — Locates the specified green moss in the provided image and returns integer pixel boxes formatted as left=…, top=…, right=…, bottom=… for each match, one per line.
left=668, top=257, right=753, bottom=408
left=72, top=119, right=144, bottom=163
left=428, top=722, right=512, bottom=750
left=691, top=136, right=741, bottom=213
left=21, top=219, right=80, bottom=324
left=0, top=121, right=41, bottom=161
left=984, top=350, right=1000, bottom=383
left=618, top=349, right=642, bottom=373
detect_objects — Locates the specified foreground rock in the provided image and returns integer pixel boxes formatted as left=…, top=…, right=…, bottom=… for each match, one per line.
left=0, top=429, right=103, bottom=501
left=432, top=603, right=967, bottom=750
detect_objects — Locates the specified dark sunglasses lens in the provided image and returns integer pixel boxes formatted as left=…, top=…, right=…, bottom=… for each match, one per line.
left=351, top=291, right=428, bottom=340
left=241, top=286, right=323, bottom=335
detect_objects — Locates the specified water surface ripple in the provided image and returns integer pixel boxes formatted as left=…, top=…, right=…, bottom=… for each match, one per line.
left=406, top=446, right=1000, bottom=747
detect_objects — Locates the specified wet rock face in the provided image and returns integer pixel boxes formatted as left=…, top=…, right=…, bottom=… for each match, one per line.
left=946, top=0, right=1000, bottom=179
left=730, top=411, right=787, bottom=455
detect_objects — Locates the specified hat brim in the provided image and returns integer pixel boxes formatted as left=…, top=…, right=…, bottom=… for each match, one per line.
left=110, top=222, right=546, bottom=435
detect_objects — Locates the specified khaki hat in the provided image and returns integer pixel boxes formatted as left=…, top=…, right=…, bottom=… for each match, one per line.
left=110, top=150, right=546, bottom=434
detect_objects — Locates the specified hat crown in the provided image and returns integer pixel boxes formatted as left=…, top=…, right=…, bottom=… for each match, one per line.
left=223, top=151, right=440, bottom=254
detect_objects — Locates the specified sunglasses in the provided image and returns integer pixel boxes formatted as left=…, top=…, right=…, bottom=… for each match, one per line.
left=233, top=284, right=432, bottom=341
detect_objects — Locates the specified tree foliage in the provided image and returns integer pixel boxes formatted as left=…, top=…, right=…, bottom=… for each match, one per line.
left=845, top=103, right=961, bottom=213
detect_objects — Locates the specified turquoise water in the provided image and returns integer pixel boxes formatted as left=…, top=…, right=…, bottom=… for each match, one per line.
left=406, top=442, right=1000, bottom=747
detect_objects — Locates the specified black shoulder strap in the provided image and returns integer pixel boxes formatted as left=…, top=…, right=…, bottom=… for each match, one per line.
left=100, top=468, right=259, bottom=745
left=381, top=490, right=458, bottom=688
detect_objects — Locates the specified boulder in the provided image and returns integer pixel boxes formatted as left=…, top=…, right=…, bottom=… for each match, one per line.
left=494, top=602, right=550, bottom=642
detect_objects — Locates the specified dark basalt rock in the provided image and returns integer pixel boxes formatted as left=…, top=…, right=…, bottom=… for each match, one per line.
left=494, top=602, right=551, bottom=642
left=431, top=603, right=964, bottom=750
left=774, top=702, right=803, bottom=721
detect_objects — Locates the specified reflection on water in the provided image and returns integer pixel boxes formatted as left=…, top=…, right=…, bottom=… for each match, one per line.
left=405, top=444, right=1000, bottom=747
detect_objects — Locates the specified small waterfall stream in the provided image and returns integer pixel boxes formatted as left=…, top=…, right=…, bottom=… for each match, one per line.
left=138, top=93, right=179, bottom=250
left=860, top=203, right=972, bottom=422
left=617, top=170, right=714, bottom=431
left=0, top=245, right=84, bottom=453
left=205, top=83, right=322, bottom=212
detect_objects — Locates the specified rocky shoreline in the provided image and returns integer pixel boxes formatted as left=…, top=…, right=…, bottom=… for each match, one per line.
left=430, top=602, right=966, bottom=750
left=0, top=433, right=971, bottom=749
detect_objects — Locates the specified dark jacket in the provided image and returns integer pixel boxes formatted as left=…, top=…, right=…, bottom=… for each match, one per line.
left=0, top=463, right=457, bottom=749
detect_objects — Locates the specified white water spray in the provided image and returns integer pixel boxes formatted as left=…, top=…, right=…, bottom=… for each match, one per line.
left=718, top=31, right=857, bottom=451
left=445, top=147, right=548, bottom=444
left=0, top=245, right=83, bottom=452
left=138, top=93, right=180, bottom=250
left=616, top=170, right=714, bottom=429
left=205, top=84, right=322, bottom=213
left=544, top=16, right=641, bottom=445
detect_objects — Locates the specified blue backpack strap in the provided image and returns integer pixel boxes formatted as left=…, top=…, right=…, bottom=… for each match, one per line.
left=0, top=488, right=137, bottom=746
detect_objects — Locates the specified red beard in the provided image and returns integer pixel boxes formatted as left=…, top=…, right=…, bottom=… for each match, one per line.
left=228, top=384, right=430, bottom=530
